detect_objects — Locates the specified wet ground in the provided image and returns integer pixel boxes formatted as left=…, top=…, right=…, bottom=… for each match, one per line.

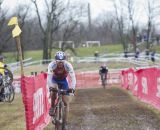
left=45, top=87, right=160, bottom=130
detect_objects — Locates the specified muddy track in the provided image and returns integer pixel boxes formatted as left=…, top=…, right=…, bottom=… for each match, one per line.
left=67, top=87, right=160, bottom=130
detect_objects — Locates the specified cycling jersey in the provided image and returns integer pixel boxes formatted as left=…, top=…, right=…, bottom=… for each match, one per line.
left=47, top=60, right=76, bottom=89
left=0, top=62, right=5, bottom=75
left=99, top=66, right=108, bottom=74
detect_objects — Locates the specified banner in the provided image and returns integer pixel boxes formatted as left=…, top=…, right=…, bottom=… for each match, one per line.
left=75, top=72, right=100, bottom=88
left=121, top=69, right=132, bottom=89
left=132, top=71, right=138, bottom=96
left=121, top=67, right=160, bottom=109
left=21, top=73, right=50, bottom=130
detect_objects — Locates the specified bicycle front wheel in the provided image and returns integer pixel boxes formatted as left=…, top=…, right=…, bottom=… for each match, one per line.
left=4, top=84, right=15, bottom=103
left=55, top=101, right=65, bottom=130
left=102, top=79, right=106, bottom=89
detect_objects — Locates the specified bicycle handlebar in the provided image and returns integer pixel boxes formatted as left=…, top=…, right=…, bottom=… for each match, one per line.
left=58, top=89, right=75, bottom=95
left=49, top=87, right=75, bottom=94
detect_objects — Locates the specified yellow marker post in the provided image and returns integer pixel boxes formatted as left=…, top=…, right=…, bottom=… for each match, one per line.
left=8, top=17, right=24, bottom=76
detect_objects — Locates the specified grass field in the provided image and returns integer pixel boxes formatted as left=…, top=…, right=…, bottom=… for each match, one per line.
left=0, top=94, right=26, bottom=130
left=3, top=44, right=123, bottom=63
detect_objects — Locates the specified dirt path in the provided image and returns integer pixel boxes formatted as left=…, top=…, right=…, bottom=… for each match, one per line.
left=66, top=87, right=160, bottom=130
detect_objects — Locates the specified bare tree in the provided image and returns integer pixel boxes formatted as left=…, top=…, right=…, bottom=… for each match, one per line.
left=31, top=0, right=87, bottom=59
left=127, top=0, right=138, bottom=52
left=95, top=12, right=116, bottom=44
left=0, top=0, right=11, bottom=55
left=112, top=0, right=129, bottom=52
left=60, top=2, right=86, bottom=52
left=31, top=0, right=65, bottom=60
left=144, top=0, right=160, bottom=51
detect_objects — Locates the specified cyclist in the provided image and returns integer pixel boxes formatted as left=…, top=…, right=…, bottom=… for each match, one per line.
left=47, top=51, right=76, bottom=129
left=151, top=51, right=156, bottom=63
left=0, top=55, right=7, bottom=101
left=135, top=48, right=140, bottom=59
left=99, top=64, right=108, bottom=86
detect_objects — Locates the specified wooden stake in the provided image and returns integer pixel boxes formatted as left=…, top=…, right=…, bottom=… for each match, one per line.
left=15, top=36, right=24, bottom=76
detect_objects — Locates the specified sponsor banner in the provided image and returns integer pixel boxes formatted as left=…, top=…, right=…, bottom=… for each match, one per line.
left=76, top=72, right=100, bottom=88
left=154, top=68, right=160, bottom=108
left=121, top=67, right=160, bottom=109
left=75, top=72, right=121, bottom=88
left=121, top=68, right=138, bottom=96
left=121, top=70, right=130, bottom=89
left=108, top=72, right=121, bottom=84
left=136, top=68, right=160, bottom=109
left=132, top=71, right=138, bottom=96
left=21, top=73, right=50, bottom=130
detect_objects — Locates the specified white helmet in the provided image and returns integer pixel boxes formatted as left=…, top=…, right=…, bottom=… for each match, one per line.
left=55, top=51, right=66, bottom=60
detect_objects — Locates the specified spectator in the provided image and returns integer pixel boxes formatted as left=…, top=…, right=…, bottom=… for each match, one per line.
left=151, top=51, right=156, bottom=63
left=124, top=51, right=128, bottom=58
left=135, top=48, right=140, bottom=59
left=145, top=49, right=150, bottom=59
left=94, top=51, right=99, bottom=62
left=156, top=37, right=159, bottom=45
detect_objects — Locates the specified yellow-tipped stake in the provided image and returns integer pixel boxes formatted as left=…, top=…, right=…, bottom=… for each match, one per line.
left=8, top=17, right=24, bottom=76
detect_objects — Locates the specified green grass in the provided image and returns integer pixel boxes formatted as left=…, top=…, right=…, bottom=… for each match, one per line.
left=3, top=50, right=43, bottom=63
left=0, top=94, right=26, bottom=130
left=152, top=45, right=160, bottom=53
left=3, top=44, right=123, bottom=63
left=75, top=44, right=123, bottom=56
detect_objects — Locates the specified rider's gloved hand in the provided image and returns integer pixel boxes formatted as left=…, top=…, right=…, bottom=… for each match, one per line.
left=4, top=64, right=7, bottom=68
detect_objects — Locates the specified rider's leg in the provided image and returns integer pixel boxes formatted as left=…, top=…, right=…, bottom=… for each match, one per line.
left=105, top=73, right=107, bottom=84
left=49, top=83, right=58, bottom=116
left=62, top=95, right=70, bottom=124
left=100, top=74, right=103, bottom=85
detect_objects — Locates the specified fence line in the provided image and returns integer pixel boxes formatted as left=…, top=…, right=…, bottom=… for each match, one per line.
left=7, top=53, right=160, bottom=73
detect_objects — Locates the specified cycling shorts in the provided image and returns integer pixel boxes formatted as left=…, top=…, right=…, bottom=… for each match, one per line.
left=52, top=77, right=69, bottom=90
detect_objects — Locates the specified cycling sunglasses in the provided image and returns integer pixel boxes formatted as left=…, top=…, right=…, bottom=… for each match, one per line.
left=56, top=60, right=65, bottom=63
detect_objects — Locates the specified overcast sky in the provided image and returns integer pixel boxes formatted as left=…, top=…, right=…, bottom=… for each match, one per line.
left=2, top=0, right=113, bottom=18
left=1, top=0, right=149, bottom=21
left=2, top=0, right=160, bottom=27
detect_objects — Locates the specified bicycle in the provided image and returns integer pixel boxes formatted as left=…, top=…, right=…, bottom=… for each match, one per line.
left=0, top=67, right=15, bottom=103
left=51, top=86, right=74, bottom=130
